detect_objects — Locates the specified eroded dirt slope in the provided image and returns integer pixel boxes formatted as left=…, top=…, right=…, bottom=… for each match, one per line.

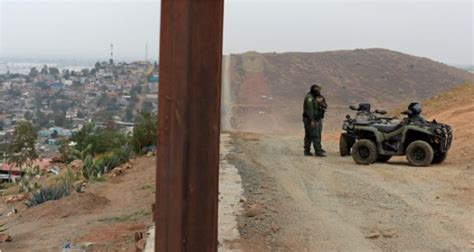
left=0, top=156, right=155, bottom=251
left=423, top=83, right=474, bottom=164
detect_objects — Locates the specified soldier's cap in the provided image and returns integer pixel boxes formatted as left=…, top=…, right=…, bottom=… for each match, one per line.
left=310, top=84, right=321, bottom=92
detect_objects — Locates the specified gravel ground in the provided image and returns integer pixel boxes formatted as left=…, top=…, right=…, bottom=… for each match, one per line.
left=227, top=132, right=474, bottom=251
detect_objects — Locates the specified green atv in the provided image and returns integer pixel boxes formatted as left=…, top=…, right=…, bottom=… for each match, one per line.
left=340, top=102, right=452, bottom=166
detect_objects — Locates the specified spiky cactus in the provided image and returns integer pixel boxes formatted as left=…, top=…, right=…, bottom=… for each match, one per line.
left=24, top=185, right=70, bottom=207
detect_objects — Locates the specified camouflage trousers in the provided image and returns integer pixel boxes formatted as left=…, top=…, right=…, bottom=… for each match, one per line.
left=304, top=118, right=323, bottom=153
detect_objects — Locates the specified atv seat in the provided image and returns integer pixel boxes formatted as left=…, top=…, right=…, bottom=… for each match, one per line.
left=353, top=121, right=371, bottom=126
left=373, top=124, right=403, bottom=133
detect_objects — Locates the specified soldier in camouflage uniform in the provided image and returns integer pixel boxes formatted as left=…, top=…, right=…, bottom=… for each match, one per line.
left=303, top=85, right=326, bottom=157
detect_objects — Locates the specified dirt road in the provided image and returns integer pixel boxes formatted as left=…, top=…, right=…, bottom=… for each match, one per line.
left=228, top=132, right=474, bottom=251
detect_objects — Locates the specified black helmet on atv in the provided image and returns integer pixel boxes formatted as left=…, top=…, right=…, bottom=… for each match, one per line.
left=407, top=102, right=422, bottom=116
left=358, top=103, right=371, bottom=112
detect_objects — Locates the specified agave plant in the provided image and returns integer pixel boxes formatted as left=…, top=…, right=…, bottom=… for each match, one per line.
left=82, top=154, right=95, bottom=180
left=24, top=184, right=70, bottom=207
left=81, top=147, right=133, bottom=181
left=0, top=222, right=8, bottom=233
left=71, top=144, right=93, bottom=161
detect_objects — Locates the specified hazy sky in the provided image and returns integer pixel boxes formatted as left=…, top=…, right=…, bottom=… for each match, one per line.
left=0, top=0, right=472, bottom=65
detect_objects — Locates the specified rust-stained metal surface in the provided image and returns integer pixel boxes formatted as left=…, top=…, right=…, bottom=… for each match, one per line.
left=156, top=0, right=224, bottom=251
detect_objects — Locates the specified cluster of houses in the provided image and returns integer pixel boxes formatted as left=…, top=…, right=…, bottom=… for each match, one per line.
left=0, top=60, right=159, bottom=177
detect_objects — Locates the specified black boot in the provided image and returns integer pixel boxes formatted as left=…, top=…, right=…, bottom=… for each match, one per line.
left=315, top=151, right=326, bottom=157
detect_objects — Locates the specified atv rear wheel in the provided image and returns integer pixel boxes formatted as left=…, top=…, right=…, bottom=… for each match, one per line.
left=377, top=154, right=392, bottom=163
left=432, top=151, right=448, bottom=164
left=339, top=134, right=352, bottom=156
left=352, top=139, right=378, bottom=165
left=406, top=140, right=434, bottom=167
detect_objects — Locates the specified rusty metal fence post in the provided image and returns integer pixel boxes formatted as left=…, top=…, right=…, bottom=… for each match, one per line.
left=156, top=0, right=224, bottom=251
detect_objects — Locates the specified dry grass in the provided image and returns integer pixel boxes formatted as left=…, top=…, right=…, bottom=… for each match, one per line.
left=423, top=82, right=474, bottom=165
left=423, top=82, right=473, bottom=117
left=389, top=82, right=473, bottom=116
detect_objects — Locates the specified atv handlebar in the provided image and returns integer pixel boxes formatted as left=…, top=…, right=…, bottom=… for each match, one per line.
left=349, top=105, right=387, bottom=115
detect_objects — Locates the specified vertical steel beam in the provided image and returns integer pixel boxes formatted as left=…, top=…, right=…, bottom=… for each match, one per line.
left=156, top=0, right=224, bottom=251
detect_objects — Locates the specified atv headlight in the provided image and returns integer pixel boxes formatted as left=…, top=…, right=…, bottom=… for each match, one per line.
left=342, top=124, right=348, bottom=130
left=435, top=128, right=443, bottom=135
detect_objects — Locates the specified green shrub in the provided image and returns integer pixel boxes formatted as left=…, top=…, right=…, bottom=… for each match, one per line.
left=56, top=168, right=81, bottom=187
left=69, top=123, right=128, bottom=158
left=60, top=144, right=93, bottom=164
left=82, top=146, right=131, bottom=181
left=29, top=165, right=44, bottom=177
left=19, top=175, right=40, bottom=193
left=0, top=182, right=14, bottom=191
left=25, top=184, right=70, bottom=207
left=76, top=130, right=126, bottom=156
left=131, top=112, right=157, bottom=154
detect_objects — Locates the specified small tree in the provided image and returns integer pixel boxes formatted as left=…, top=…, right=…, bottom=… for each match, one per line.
left=40, top=65, right=49, bottom=75
left=70, top=123, right=95, bottom=151
left=29, top=67, right=39, bottom=78
left=81, top=68, right=90, bottom=76
left=7, top=121, right=38, bottom=177
left=131, top=112, right=157, bottom=154
left=64, top=69, right=70, bottom=79
left=49, top=67, right=60, bottom=75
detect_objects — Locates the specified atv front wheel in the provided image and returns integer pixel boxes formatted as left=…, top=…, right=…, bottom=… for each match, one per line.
left=377, top=154, right=392, bottom=163
left=339, top=133, right=352, bottom=156
left=406, top=140, right=434, bottom=167
left=432, top=151, right=448, bottom=164
left=352, top=139, right=378, bottom=165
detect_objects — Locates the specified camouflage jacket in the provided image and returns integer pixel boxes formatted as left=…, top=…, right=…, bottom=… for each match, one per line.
left=303, top=93, right=320, bottom=121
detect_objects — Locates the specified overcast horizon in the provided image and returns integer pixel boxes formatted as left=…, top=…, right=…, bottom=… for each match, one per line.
left=0, top=0, right=472, bottom=65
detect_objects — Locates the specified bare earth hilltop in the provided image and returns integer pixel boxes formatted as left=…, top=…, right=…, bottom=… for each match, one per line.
left=224, top=48, right=473, bottom=132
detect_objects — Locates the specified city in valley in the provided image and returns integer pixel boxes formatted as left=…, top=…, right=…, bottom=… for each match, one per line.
left=0, top=60, right=158, bottom=160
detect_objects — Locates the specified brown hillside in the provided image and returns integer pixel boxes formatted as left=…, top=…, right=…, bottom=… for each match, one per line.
left=423, top=84, right=474, bottom=165
left=223, top=49, right=473, bottom=132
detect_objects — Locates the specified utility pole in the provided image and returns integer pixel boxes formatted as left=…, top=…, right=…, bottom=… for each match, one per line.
left=145, top=43, right=149, bottom=67
left=110, top=43, right=114, bottom=62
left=156, top=0, right=224, bottom=251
